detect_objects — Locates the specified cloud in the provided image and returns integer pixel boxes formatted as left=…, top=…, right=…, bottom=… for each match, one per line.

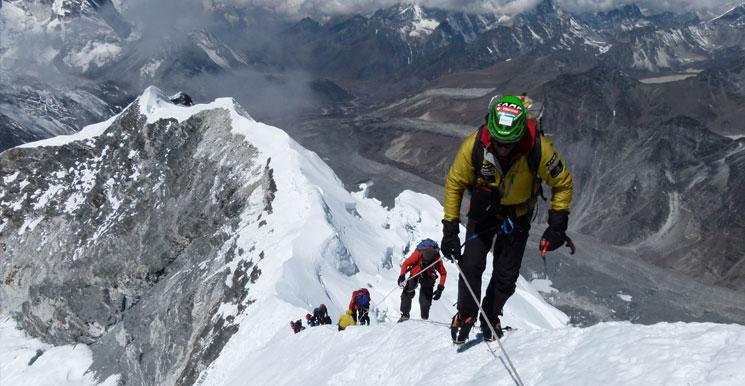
left=555, top=0, right=738, bottom=14
left=117, top=0, right=318, bottom=121
left=218, top=0, right=735, bottom=18
left=163, top=67, right=316, bottom=122
left=226, top=0, right=542, bottom=17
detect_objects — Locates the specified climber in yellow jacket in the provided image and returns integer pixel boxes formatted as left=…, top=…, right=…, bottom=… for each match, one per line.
left=338, top=309, right=355, bottom=331
left=442, top=95, right=574, bottom=344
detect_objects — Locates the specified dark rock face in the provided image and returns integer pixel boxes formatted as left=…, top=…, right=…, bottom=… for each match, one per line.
left=0, top=114, right=38, bottom=151
left=712, top=5, right=745, bottom=26
left=535, top=66, right=745, bottom=291
left=88, top=0, right=132, bottom=38
left=0, top=100, right=272, bottom=385
left=169, top=92, right=194, bottom=106
left=0, top=79, right=120, bottom=153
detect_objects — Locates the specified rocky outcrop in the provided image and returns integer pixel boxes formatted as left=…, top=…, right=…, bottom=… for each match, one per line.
left=0, top=88, right=272, bottom=385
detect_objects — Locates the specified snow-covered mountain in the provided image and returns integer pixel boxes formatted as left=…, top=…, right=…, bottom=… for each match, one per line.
left=282, top=0, right=745, bottom=81
left=0, top=0, right=130, bottom=75
left=1, top=88, right=744, bottom=385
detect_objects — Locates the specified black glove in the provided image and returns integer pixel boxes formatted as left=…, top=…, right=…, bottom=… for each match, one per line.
left=432, top=284, right=445, bottom=301
left=397, top=274, right=406, bottom=287
left=441, top=219, right=461, bottom=262
left=540, top=210, right=569, bottom=253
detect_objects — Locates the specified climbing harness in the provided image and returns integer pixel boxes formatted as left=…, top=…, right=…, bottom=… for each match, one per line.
left=500, top=217, right=514, bottom=235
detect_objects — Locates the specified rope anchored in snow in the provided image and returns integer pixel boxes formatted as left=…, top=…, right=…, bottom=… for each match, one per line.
left=367, top=228, right=525, bottom=385
left=373, top=228, right=499, bottom=321
left=453, top=259, right=525, bottom=386
left=446, top=225, right=526, bottom=385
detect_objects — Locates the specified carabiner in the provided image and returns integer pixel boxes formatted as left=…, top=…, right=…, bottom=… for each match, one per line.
left=500, top=217, right=514, bottom=235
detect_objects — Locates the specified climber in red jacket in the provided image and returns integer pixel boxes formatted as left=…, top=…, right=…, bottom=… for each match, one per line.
left=398, top=239, right=447, bottom=322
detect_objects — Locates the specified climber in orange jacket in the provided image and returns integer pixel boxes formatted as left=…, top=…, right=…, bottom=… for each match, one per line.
left=398, top=239, right=447, bottom=322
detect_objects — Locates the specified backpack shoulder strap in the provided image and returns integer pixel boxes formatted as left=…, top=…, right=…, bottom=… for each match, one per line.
left=472, top=125, right=487, bottom=182
left=527, top=130, right=542, bottom=177
left=528, top=129, right=546, bottom=203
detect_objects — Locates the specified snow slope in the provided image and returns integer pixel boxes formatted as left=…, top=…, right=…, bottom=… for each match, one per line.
left=0, top=317, right=120, bottom=386
left=2, top=87, right=745, bottom=385
left=200, top=321, right=745, bottom=386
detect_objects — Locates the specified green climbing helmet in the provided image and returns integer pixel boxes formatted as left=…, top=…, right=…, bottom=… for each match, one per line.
left=487, top=95, right=528, bottom=144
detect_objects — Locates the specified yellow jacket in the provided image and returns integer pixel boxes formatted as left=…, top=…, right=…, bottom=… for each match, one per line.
left=444, top=129, right=573, bottom=221
left=338, top=309, right=355, bottom=330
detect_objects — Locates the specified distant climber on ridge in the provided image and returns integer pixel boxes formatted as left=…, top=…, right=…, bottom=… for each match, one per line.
left=312, top=304, right=332, bottom=325
left=290, top=319, right=305, bottom=334
left=441, top=94, right=574, bottom=344
left=398, top=239, right=447, bottom=322
left=305, top=313, right=316, bottom=327
left=349, top=288, right=371, bottom=325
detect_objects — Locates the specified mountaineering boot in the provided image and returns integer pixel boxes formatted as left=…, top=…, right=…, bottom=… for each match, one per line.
left=450, top=313, right=475, bottom=345
left=450, top=314, right=460, bottom=344
left=421, top=309, right=429, bottom=321
left=457, top=321, right=473, bottom=343
left=398, top=314, right=410, bottom=323
left=481, top=315, right=504, bottom=342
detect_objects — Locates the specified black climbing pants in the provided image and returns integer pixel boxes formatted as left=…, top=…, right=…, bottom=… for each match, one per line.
left=456, top=215, right=530, bottom=326
left=353, top=307, right=370, bottom=325
left=400, top=275, right=436, bottom=319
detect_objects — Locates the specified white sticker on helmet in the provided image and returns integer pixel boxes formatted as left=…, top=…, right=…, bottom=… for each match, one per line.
left=499, top=114, right=514, bottom=126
